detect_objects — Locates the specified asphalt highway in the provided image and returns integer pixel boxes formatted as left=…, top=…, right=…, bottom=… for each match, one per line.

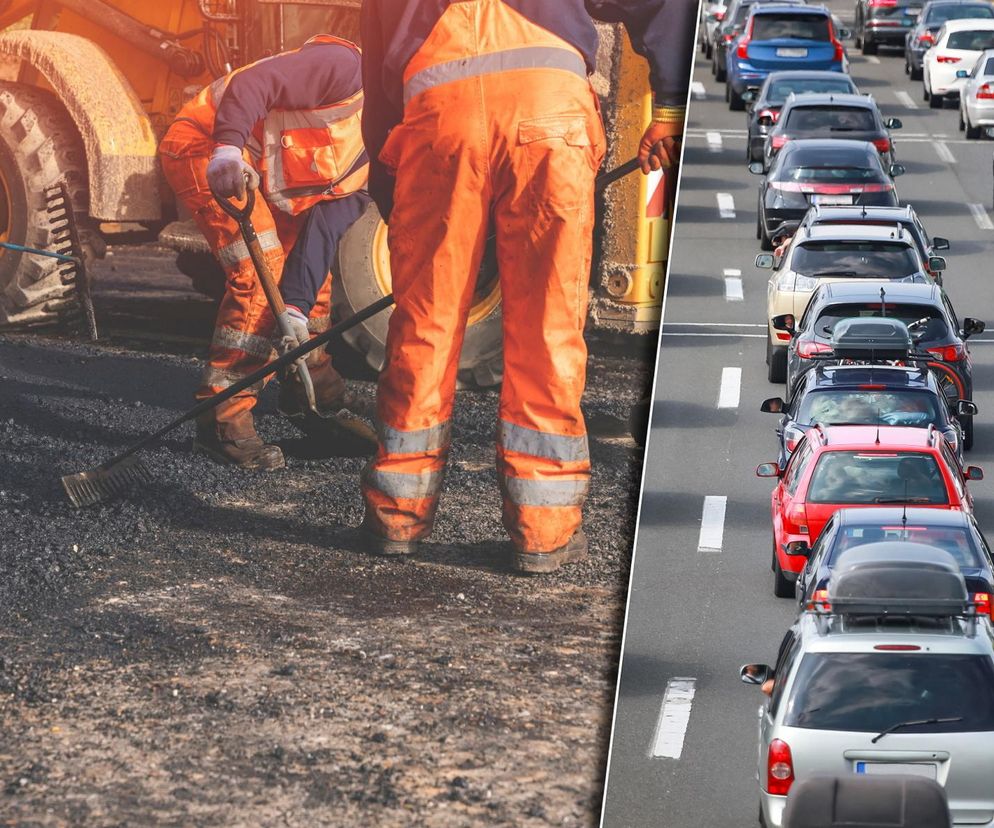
left=601, top=3, right=994, bottom=824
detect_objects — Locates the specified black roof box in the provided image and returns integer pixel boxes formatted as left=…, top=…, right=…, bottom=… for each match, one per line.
left=783, top=775, right=951, bottom=828
left=830, top=317, right=912, bottom=361
left=827, top=543, right=969, bottom=616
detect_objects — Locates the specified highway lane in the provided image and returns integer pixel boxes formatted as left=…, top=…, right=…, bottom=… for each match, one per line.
left=601, top=4, right=994, bottom=825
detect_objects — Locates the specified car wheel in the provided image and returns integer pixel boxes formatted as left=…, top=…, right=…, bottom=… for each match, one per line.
left=729, top=86, right=745, bottom=111
left=960, top=108, right=967, bottom=131
left=716, top=58, right=727, bottom=83
left=910, top=62, right=923, bottom=81
left=964, top=415, right=975, bottom=450
left=773, top=542, right=794, bottom=598
left=862, top=37, right=877, bottom=55
left=930, top=91, right=944, bottom=109
left=706, top=42, right=713, bottom=60
left=923, top=81, right=930, bottom=101
left=966, top=111, right=981, bottom=139
left=768, top=342, right=787, bottom=383
left=904, top=57, right=910, bottom=75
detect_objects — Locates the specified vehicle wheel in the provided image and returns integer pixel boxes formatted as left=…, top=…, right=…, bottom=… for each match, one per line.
left=335, top=201, right=504, bottom=387
left=930, top=91, right=944, bottom=109
left=923, top=82, right=930, bottom=101
left=716, top=58, right=727, bottom=83
left=767, top=341, right=788, bottom=383
left=0, top=82, right=102, bottom=332
left=966, top=112, right=981, bottom=139
left=960, top=108, right=967, bottom=131
left=964, top=415, right=975, bottom=450
left=904, top=57, right=910, bottom=75
left=910, top=63, right=923, bottom=81
left=855, top=31, right=863, bottom=49
left=862, top=37, right=877, bottom=55
left=729, top=86, right=745, bottom=111
left=773, top=542, right=794, bottom=598
left=706, top=42, right=714, bottom=60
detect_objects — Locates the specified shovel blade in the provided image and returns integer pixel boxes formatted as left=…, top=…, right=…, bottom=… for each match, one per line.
left=61, top=455, right=153, bottom=508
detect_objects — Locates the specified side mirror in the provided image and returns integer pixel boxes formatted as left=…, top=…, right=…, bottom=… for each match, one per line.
left=756, top=462, right=781, bottom=478
left=761, top=397, right=786, bottom=414
left=956, top=69, right=969, bottom=78
left=932, top=236, right=950, bottom=251
left=963, top=317, right=986, bottom=338
left=784, top=540, right=811, bottom=557
left=740, top=663, right=774, bottom=686
left=966, top=466, right=985, bottom=482
left=742, top=90, right=756, bottom=102
left=928, top=255, right=947, bottom=272
left=771, top=313, right=796, bottom=334
left=749, top=161, right=766, bottom=175
left=889, top=163, right=907, bottom=177
left=838, top=27, right=852, bottom=40
left=957, top=399, right=979, bottom=417
left=755, top=253, right=775, bottom=269
left=884, top=117, right=903, bottom=129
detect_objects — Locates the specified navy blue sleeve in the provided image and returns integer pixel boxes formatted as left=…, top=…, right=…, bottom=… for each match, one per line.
left=586, top=0, right=697, bottom=107
left=213, top=43, right=363, bottom=149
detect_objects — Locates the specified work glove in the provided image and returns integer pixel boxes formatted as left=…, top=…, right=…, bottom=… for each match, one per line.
left=280, top=305, right=321, bottom=367
left=207, top=144, right=260, bottom=200
left=638, top=106, right=686, bottom=173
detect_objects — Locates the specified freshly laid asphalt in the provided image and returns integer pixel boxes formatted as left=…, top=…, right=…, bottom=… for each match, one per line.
left=601, top=3, right=994, bottom=824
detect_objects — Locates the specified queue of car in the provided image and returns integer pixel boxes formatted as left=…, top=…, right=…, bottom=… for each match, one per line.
left=697, top=6, right=994, bottom=823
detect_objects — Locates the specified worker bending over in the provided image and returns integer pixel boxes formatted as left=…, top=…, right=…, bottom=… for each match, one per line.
left=159, top=35, right=373, bottom=470
left=358, top=0, right=694, bottom=572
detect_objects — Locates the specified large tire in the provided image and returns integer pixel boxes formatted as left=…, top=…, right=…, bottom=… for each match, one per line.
left=0, top=82, right=101, bottom=331
left=334, top=201, right=504, bottom=387
left=729, top=86, right=746, bottom=111
left=910, top=62, right=923, bottom=81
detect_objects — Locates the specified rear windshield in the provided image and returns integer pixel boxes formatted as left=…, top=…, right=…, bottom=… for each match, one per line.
left=798, top=390, right=944, bottom=428
left=752, top=13, right=832, bottom=40
left=785, top=653, right=994, bottom=732
left=927, top=4, right=994, bottom=23
left=786, top=106, right=877, bottom=131
left=784, top=164, right=885, bottom=182
left=947, top=29, right=994, bottom=49
left=870, top=2, right=921, bottom=20
left=828, top=523, right=984, bottom=567
left=769, top=77, right=856, bottom=102
left=814, top=303, right=948, bottom=338
left=807, top=450, right=948, bottom=504
left=792, top=242, right=920, bottom=278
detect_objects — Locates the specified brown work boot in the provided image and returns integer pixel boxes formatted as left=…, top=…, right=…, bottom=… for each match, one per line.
left=193, top=412, right=285, bottom=471
left=356, top=517, right=420, bottom=557
left=512, top=529, right=588, bottom=574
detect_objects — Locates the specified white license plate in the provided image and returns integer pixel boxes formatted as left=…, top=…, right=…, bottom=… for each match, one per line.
left=855, top=762, right=937, bottom=779
left=777, top=47, right=808, bottom=57
left=811, top=194, right=854, bottom=205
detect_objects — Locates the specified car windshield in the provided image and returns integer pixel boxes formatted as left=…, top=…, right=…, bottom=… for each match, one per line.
left=870, top=2, right=921, bottom=19
left=768, top=78, right=856, bottom=103
left=792, top=242, right=920, bottom=278
left=829, top=524, right=984, bottom=567
left=786, top=106, right=877, bottom=131
left=784, top=653, right=994, bottom=732
left=928, top=4, right=994, bottom=23
left=947, top=29, right=994, bottom=49
left=798, top=390, right=943, bottom=428
left=753, top=14, right=831, bottom=40
left=814, top=303, right=948, bottom=339
left=807, top=450, right=949, bottom=504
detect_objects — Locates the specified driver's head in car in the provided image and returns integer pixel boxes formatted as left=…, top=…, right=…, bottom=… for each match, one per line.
left=838, top=396, right=877, bottom=422
left=897, top=456, right=938, bottom=494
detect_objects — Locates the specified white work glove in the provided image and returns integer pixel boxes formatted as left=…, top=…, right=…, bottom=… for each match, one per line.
left=206, top=144, right=260, bottom=200
left=282, top=305, right=321, bottom=366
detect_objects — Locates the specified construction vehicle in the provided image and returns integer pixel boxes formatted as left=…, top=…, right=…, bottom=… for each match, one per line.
left=0, top=0, right=673, bottom=385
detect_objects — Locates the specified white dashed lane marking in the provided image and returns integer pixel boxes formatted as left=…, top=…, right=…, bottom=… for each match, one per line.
left=934, top=141, right=956, bottom=164
left=649, top=678, right=697, bottom=759
left=707, top=131, right=723, bottom=152
left=865, top=55, right=881, bottom=64
left=724, top=267, right=744, bottom=301
left=692, top=81, right=707, bottom=100
left=717, top=193, right=736, bottom=219
left=895, top=90, right=919, bottom=109
left=698, top=495, right=728, bottom=553
left=718, top=367, right=742, bottom=409
left=969, top=203, right=994, bottom=231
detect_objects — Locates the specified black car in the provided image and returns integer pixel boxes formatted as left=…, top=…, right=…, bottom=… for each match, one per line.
left=751, top=139, right=902, bottom=249
left=744, top=71, right=860, bottom=161
left=855, top=0, right=924, bottom=55
left=795, top=508, right=994, bottom=615
left=774, top=280, right=984, bottom=445
left=905, top=0, right=994, bottom=79
left=763, top=93, right=903, bottom=169
left=761, top=363, right=974, bottom=466
left=712, top=0, right=803, bottom=81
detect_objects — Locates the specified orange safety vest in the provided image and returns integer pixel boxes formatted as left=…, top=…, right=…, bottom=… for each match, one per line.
left=181, top=34, right=368, bottom=216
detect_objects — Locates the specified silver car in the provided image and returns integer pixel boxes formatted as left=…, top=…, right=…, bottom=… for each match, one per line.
left=741, top=546, right=994, bottom=828
left=959, top=48, right=994, bottom=138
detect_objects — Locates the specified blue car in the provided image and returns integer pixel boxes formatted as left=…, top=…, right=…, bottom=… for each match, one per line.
left=726, top=4, right=848, bottom=110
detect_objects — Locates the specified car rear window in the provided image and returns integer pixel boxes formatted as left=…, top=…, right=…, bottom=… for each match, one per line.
left=785, top=145, right=883, bottom=170
left=870, top=2, right=922, bottom=20
left=792, top=242, right=920, bottom=278
left=769, top=78, right=856, bottom=102
left=786, top=106, right=877, bottom=131
left=830, top=523, right=984, bottom=567
left=784, top=165, right=886, bottom=183
left=752, top=13, right=832, bottom=40
left=807, top=449, right=949, bottom=504
left=928, top=4, right=994, bottom=23
left=947, top=29, right=994, bottom=49
left=798, top=390, right=943, bottom=428
left=785, top=653, right=994, bottom=732
left=814, top=303, right=948, bottom=338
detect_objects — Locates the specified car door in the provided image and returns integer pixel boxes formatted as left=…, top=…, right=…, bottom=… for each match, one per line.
left=776, top=437, right=815, bottom=546
left=797, top=513, right=836, bottom=605
left=940, top=440, right=973, bottom=510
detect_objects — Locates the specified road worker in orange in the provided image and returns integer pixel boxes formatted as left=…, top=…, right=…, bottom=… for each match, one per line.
left=358, top=0, right=695, bottom=572
left=159, top=35, right=374, bottom=470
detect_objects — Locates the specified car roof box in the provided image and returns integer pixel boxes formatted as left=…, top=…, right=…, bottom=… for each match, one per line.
left=827, top=544, right=969, bottom=616
left=830, top=317, right=912, bottom=361
left=783, top=775, right=952, bottom=828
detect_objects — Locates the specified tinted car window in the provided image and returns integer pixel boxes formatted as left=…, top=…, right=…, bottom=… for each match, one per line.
left=783, top=165, right=886, bottom=183
left=786, top=106, right=877, bottom=131
left=797, top=390, right=943, bottom=427
left=785, top=653, right=994, bottom=732
left=791, top=242, right=919, bottom=277
left=769, top=78, right=856, bottom=102
left=948, top=29, right=994, bottom=49
left=784, top=145, right=883, bottom=171
left=807, top=450, right=948, bottom=504
left=927, top=4, right=994, bottom=23
left=829, top=524, right=984, bottom=566
left=814, top=303, right=948, bottom=339
left=785, top=438, right=815, bottom=495
left=753, top=13, right=831, bottom=40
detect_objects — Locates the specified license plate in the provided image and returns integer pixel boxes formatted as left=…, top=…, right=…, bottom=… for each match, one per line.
left=906, top=8, right=921, bottom=16
left=811, top=194, right=854, bottom=205
left=855, top=762, right=937, bottom=779
left=777, top=47, right=808, bottom=57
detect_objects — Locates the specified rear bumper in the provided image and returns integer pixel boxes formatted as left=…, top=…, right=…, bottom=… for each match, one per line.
left=760, top=791, right=788, bottom=828
left=865, top=24, right=912, bottom=43
left=965, top=99, right=994, bottom=124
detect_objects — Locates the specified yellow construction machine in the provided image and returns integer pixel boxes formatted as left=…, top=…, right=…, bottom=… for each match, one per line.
left=0, top=0, right=672, bottom=385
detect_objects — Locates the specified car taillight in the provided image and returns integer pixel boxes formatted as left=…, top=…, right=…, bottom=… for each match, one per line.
left=771, top=134, right=790, bottom=150
left=917, top=32, right=935, bottom=47
left=723, top=31, right=736, bottom=42
left=927, top=344, right=964, bottom=362
left=786, top=502, right=809, bottom=535
left=873, top=137, right=891, bottom=153
left=974, top=592, right=993, bottom=618
left=768, top=181, right=893, bottom=193
left=715, top=10, right=725, bottom=20
left=830, top=23, right=845, bottom=62
left=797, top=340, right=833, bottom=359
left=758, top=108, right=780, bottom=125
left=767, top=739, right=795, bottom=796
left=937, top=55, right=961, bottom=63
left=737, top=35, right=752, bottom=58
left=807, top=588, right=831, bottom=610
left=978, top=83, right=994, bottom=100
left=785, top=425, right=805, bottom=453
left=869, top=0, right=898, bottom=6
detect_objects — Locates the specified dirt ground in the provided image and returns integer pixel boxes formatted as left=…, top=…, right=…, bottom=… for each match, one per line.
left=0, top=243, right=653, bottom=827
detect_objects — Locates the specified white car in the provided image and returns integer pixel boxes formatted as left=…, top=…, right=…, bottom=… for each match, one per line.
left=699, top=0, right=728, bottom=58
left=959, top=47, right=994, bottom=136
left=923, top=18, right=994, bottom=107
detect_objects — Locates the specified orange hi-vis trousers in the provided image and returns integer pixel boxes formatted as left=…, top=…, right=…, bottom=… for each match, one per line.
left=361, top=0, right=606, bottom=553
left=159, top=120, right=334, bottom=422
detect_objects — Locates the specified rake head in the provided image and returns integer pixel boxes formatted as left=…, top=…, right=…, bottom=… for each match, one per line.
left=61, top=454, right=153, bottom=508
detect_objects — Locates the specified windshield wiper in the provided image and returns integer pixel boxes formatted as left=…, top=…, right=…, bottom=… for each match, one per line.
left=829, top=127, right=861, bottom=132
left=810, top=270, right=860, bottom=278
left=872, top=716, right=963, bottom=743
left=874, top=496, right=934, bottom=503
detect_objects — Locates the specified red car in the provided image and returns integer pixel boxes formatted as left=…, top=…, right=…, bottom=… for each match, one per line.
left=756, top=424, right=983, bottom=597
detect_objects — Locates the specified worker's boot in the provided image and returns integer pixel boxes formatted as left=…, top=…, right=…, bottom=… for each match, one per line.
left=356, top=516, right=421, bottom=557
left=512, top=529, right=588, bottom=575
left=193, top=409, right=285, bottom=471
left=278, top=355, right=378, bottom=455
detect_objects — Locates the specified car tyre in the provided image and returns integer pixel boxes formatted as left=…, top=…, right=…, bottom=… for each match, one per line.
left=959, top=108, right=967, bottom=131
left=861, top=36, right=877, bottom=55
left=716, top=56, right=727, bottom=83
left=910, top=62, right=923, bottom=81
left=904, top=57, right=910, bottom=75
left=729, top=86, right=745, bottom=111
left=930, top=91, right=943, bottom=109
left=964, top=415, right=974, bottom=450
left=773, top=541, right=794, bottom=598
left=923, top=81, right=930, bottom=101
left=966, top=110, right=981, bottom=139
left=767, top=339, right=787, bottom=383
